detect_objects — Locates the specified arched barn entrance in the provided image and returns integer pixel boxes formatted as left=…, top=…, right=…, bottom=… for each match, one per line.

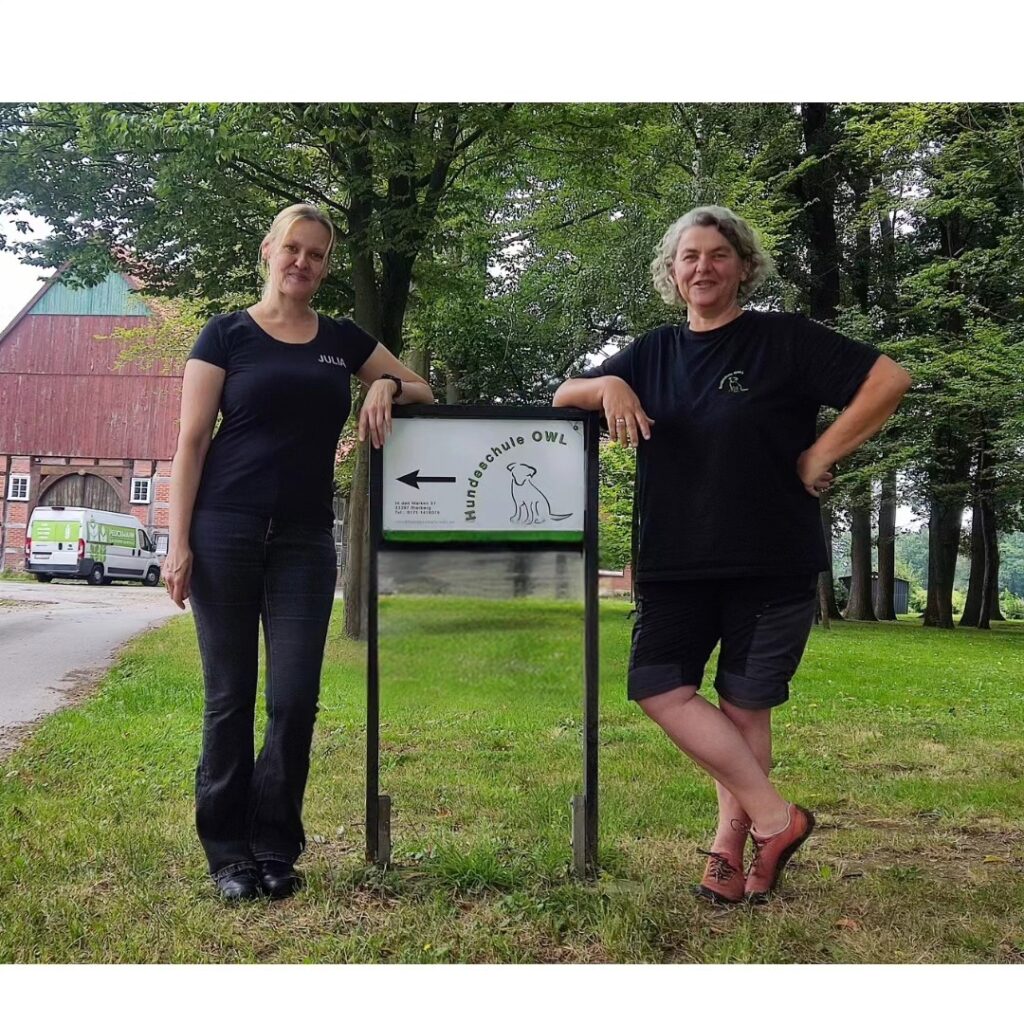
left=39, top=473, right=122, bottom=512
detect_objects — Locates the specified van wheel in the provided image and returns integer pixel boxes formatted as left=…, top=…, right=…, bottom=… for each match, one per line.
left=35, top=573, right=53, bottom=583
left=143, top=566, right=161, bottom=587
left=87, top=564, right=105, bottom=586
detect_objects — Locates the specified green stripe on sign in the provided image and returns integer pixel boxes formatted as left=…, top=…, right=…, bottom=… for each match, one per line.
left=384, top=530, right=585, bottom=544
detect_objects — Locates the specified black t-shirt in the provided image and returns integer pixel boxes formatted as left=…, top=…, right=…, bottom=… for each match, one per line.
left=582, top=310, right=880, bottom=581
left=189, top=310, right=378, bottom=527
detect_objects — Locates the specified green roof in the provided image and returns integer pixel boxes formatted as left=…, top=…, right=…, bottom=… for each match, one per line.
left=28, top=271, right=150, bottom=317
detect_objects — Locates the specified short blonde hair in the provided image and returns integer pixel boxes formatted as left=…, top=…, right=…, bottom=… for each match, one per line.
left=259, top=203, right=336, bottom=296
left=650, top=205, right=774, bottom=307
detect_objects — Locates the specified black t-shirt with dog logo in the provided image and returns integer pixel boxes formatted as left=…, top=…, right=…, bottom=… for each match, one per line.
left=189, top=310, right=378, bottom=528
left=581, top=310, right=880, bottom=582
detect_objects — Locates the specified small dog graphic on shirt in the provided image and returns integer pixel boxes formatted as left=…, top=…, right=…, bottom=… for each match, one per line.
left=506, top=463, right=573, bottom=525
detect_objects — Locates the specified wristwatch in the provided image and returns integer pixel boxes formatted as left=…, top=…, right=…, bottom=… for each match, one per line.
left=380, top=373, right=404, bottom=400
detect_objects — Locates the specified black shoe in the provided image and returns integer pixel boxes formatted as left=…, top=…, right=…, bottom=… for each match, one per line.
left=258, top=860, right=303, bottom=900
left=215, top=866, right=261, bottom=902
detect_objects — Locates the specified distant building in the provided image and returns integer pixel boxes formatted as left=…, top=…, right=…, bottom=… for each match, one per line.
left=598, top=563, right=633, bottom=598
left=0, top=270, right=180, bottom=569
left=837, top=573, right=910, bottom=615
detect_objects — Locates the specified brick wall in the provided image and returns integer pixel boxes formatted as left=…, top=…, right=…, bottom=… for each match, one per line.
left=1, top=452, right=179, bottom=570
left=152, top=460, right=172, bottom=535
left=1, top=454, right=30, bottom=570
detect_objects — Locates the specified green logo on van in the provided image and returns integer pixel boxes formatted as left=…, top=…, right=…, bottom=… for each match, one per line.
left=86, top=520, right=137, bottom=546
left=32, top=520, right=80, bottom=543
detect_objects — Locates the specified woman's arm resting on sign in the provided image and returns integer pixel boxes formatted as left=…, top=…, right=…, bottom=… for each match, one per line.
left=553, top=376, right=654, bottom=449
left=796, top=355, right=912, bottom=497
left=355, top=343, right=435, bottom=449
left=166, top=359, right=225, bottom=608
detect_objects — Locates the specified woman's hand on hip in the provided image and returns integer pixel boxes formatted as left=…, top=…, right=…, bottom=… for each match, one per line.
left=601, top=377, right=654, bottom=448
left=163, top=546, right=193, bottom=609
left=358, top=378, right=398, bottom=449
left=797, top=447, right=834, bottom=498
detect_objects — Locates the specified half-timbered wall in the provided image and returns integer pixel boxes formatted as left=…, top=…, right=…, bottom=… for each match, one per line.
left=0, top=271, right=179, bottom=569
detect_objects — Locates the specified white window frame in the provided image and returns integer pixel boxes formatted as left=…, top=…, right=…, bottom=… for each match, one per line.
left=7, top=474, right=30, bottom=501
left=130, top=477, right=152, bottom=504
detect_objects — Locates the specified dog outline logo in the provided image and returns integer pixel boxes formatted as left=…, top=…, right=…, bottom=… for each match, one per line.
left=506, top=462, right=573, bottom=525
left=719, top=370, right=749, bottom=393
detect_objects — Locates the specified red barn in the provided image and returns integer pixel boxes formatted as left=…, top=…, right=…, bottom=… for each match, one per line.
left=0, top=269, right=181, bottom=569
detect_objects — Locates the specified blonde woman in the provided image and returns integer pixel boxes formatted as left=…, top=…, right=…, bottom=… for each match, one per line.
left=554, top=205, right=910, bottom=903
left=165, top=204, right=432, bottom=901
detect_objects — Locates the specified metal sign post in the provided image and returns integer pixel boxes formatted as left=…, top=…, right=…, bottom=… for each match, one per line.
left=366, top=405, right=600, bottom=878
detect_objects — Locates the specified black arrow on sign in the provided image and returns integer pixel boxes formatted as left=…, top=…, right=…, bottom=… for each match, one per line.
left=397, top=469, right=457, bottom=490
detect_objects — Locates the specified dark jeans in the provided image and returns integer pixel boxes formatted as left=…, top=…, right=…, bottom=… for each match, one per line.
left=189, top=507, right=336, bottom=878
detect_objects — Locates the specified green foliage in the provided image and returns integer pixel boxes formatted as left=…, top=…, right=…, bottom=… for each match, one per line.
left=999, top=532, right=1024, bottom=596
left=1000, top=589, right=1024, bottom=620
left=598, top=440, right=635, bottom=570
left=0, top=102, right=519, bottom=354
left=96, top=295, right=208, bottom=369
left=408, top=103, right=802, bottom=401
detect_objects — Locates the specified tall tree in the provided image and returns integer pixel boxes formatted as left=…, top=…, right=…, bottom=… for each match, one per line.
left=0, top=101, right=517, bottom=638
left=872, top=190, right=902, bottom=620
left=845, top=103, right=1024, bottom=627
left=875, top=470, right=898, bottom=618
left=842, top=166, right=878, bottom=621
left=793, top=103, right=845, bottom=623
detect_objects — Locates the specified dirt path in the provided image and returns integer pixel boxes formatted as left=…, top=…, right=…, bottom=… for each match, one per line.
left=0, top=579, right=186, bottom=756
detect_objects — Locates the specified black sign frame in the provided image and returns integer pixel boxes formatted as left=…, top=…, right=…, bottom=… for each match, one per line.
left=366, top=404, right=600, bottom=878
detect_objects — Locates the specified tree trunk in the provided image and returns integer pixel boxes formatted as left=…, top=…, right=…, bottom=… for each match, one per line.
left=977, top=491, right=999, bottom=629
left=846, top=485, right=878, bottom=621
left=922, top=212, right=971, bottom=629
left=987, top=540, right=1005, bottom=621
left=873, top=190, right=901, bottom=623
left=843, top=170, right=878, bottom=623
left=799, top=104, right=842, bottom=323
left=874, top=470, right=897, bottom=619
left=923, top=495, right=963, bottom=629
left=405, top=342, right=431, bottom=382
left=877, top=203, right=898, bottom=317
left=960, top=492, right=985, bottom=627
left=818, top=499, right=842, bottom=621
left=962, top=444, right=1004, bottom=628
left=799, top=103, right=843, bottom=632
left=981, top=446, right=1004, bottom=621
left=446, top=366, right=463, bottom=405
left=816, top=575, right=831, bottom=629
left=341, top=146, right=420, bottom=640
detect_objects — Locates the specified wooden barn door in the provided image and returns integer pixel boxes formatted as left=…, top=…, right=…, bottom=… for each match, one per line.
left=41, top=473, right=122, bottom=512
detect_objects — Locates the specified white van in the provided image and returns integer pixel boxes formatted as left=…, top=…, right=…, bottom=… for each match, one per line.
left=26, top=506, right=162, bottom=586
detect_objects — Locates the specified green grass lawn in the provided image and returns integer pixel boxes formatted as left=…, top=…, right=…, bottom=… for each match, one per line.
left=1, top=597, right=1022, bottom=963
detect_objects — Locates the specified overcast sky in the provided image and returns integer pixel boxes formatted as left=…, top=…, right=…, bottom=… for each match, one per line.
left=0, top=214, right=51, bottom=331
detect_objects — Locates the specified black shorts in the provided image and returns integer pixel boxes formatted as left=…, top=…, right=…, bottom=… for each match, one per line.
left=627, top=575, right=818, bottom=709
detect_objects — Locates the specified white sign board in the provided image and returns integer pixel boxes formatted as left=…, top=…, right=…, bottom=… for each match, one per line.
left=382, top=416, right=586, bottom=543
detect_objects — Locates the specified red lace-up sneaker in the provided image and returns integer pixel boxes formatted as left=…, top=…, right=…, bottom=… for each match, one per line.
left=745, top=803, right=815, bottom=903
left=693, top=848, right=745, bottom=904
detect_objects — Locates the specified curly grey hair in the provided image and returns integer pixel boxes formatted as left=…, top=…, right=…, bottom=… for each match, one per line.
left=650, top=205, right=774, bottom=308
